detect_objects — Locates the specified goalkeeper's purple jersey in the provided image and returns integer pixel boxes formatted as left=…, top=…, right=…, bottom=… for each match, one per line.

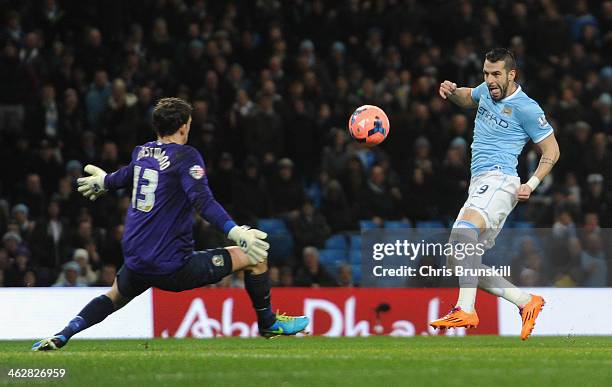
left=104, top=141, right=235, bottom=275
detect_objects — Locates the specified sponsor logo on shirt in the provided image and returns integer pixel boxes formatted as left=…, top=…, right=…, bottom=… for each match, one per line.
left=477, top=106, right=509, bottom=128
left=189, top=165, right=205, bottom=179
left=538, top=114, right=548, bottom=128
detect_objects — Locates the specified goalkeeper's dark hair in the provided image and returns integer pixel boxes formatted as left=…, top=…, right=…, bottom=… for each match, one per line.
left=152, top=97, right=193, bottom=137
left=485, top=48, right=517, bottom=71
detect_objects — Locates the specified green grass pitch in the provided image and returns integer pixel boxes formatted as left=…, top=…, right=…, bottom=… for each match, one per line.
left=1, top=336, right=611, bottom=386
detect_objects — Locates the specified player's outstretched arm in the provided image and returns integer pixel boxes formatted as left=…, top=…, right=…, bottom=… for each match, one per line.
left=187, top=191, right=270, bottom=264
left=439, top=80, right=477, bottom=109
left=517, top=133, right=560, bottom=201
left=77, top=165, right=108, bottom=201
left=77, top=163, right=136, bottom=201
left=180, top=149, right=269, bottom=264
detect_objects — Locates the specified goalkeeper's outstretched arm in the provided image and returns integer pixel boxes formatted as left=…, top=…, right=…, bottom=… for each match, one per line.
left=77, top=162, right=134, bottom=201
left=104, top=164, right=134, bottom=189
left=179, top=148, right=269, bottom=264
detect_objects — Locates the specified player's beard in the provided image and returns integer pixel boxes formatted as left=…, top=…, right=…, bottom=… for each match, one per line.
left=488, top=80, right=508, bottom=101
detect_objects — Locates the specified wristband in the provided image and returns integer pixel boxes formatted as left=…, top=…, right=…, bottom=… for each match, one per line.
left=526, top=176, right=541, bottom=191
left=223, top=220, right=238, bottom=235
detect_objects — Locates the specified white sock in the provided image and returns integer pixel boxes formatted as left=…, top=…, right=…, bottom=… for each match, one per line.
left=477, top=265, right=531, bottom=307
left=498, top=287, right=531, bottom=307
left=449, top=221, right=481, bottom=313
left=456, top=287, right=477, bottom=312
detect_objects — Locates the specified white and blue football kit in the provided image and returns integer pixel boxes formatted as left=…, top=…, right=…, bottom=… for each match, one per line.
left=455, top=82, right=554, bottom=248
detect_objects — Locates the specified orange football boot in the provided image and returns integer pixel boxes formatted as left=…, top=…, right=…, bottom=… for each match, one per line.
left=430, top=306, right=480, bottom=330
left=519, top=294, right=545, bottom=340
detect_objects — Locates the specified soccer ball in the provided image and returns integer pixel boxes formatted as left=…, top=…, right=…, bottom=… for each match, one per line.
left=348, top=105, right=390, bottom=146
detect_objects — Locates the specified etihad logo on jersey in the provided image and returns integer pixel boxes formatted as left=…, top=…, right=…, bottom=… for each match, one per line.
left=477, top=106, right=509, bottom=128
left=137, top=146, right=171, bottom=170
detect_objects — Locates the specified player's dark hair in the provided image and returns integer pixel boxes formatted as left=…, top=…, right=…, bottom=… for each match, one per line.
left=152, top=97, right=193, bottom=137
left=485, top=48, right=517, bottom=71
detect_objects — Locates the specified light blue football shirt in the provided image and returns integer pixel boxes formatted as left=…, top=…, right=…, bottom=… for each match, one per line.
left=469, top=82, right=553, bottom=177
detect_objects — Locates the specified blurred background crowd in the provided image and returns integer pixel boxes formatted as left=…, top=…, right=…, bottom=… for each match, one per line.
left=0, top=0, right=611, bottom=289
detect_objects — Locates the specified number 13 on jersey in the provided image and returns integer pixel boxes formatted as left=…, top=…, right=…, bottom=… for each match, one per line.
left=132, top=165, right=158, bottom=212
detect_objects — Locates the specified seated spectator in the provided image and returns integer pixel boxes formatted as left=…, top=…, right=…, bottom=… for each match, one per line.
left=68, top=160, right=84, bottom=182
left=3, top=231, right=30, bottom=259
left=280, top=266, right=294, bottom=287
left=12, top=203, right=35, bottom=242
left=18, top=174, right=46, bottom=219
left=94, top=263, right=117, bottom=287
left=244, top=93, right=284, bottom=158
left=582, top=174, right=611, bottom=226
left=321, top=129, right=350, bottom=177
left=85, top=70, right=110, bottom=130
left=208, top=152, right=238, bottom=207
left=294, top=246, right=337, bottom=287
left=70, top=218, right=103, bottom=250
left=53, top=261, right=86, bottom=287
left=338, top=155, right=367, bottom=206
left=269, top=158, right=305, bottom=217
left=580, top=233, right=607, bottom=287
left=269, top=266, right=280, bottom=287
left=5, top=251, right=31, bottom=286
left=98, top=141, right=120, bottom=173
left=73, top=248, right=97, bottom=285
left=402, top=167, right=438, bottom=222
left=337, top=264, right=355, bottom=287
left=58, top=88, right=86, bottom=151
left=101, top=224, right=124, bottom=268
left=290, top=199, right=331, bottom=251
left=321, top=179, right=355, bottom=232
left=25, top=85, right=58, bottom=141
left=357, top=165, right=400, bottom=221
left=552, top=210, right=577, bottom=239
left=54, top=249, right=97, bottom=285
left=232, top=156, right=270, bottom=224
left=0, top=248, right=8, bottom=272
left=550, top=236, right=582, bottom=282
left=519, top=268, right=540, bottom=287
left=103, top=78, right=138, bottom=156
left=438, top=144, right=470, bottom=219
left=29, top=199, right=69, bottom=269
left=23, top=270, right=36, bottom=287
left=84, top=242, right=102, bottom=271
left=31, top=140, right=63, bottom=196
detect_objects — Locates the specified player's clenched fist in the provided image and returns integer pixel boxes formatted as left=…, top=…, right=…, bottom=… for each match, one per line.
left=439, top=80, right=457, bottom=99
left=517, top=184, right=532, bottom=202
left=228, top=225, right=270, bottom=265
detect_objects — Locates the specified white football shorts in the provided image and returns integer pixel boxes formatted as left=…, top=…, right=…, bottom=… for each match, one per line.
left=454, top=170, right=521, bottom=250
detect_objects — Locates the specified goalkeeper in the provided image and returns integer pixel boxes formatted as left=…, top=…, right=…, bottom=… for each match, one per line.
left=33, top=98, right=308, bottom=350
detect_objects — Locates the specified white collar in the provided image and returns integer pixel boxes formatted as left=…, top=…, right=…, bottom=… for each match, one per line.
left=501, top=83, right=521, bottom=102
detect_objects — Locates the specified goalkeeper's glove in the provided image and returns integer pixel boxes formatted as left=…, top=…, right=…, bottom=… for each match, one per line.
left=77, top=164, right=108, bottom=201
left=228, top=225, right=270, bottom=265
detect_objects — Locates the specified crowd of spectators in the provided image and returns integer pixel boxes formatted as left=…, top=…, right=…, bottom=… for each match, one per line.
left=0, top=0, right=611, bottom=288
